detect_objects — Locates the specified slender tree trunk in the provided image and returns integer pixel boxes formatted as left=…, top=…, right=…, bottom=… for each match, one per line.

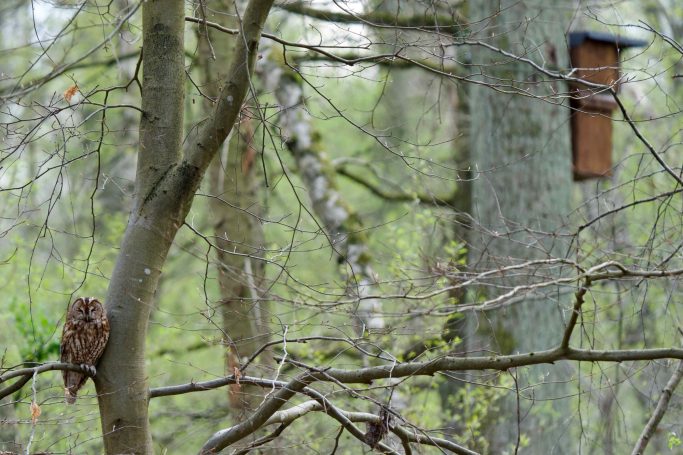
left=94, top=0, right=275, bottom=452
left=270, top=62, right=383, bottom=334
left=197, top=0, right=269, bottom=415
left=95, top=3, right=186, bottom=452
left=210, top=134, right=269, bottom=411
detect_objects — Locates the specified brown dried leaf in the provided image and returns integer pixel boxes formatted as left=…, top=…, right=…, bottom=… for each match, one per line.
left=63, top=85, right=79, bottom=102
left=30, top=400, right=41, bottom=424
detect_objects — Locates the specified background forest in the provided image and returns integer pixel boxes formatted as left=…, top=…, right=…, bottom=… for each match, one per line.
left=1, top=0, right=682, bottom=454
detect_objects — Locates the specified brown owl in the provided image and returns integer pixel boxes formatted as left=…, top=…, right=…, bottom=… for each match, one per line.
left=60, top=297, right=110, bottom=404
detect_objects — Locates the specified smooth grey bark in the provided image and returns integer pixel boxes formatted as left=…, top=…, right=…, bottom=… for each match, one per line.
left=461, top=1, right=573, bottom=452
left=95, top=3, right=186, bottom=453
left=94, top=0, right=275, bottom=452
left=270, top=64, right=383, bottom=333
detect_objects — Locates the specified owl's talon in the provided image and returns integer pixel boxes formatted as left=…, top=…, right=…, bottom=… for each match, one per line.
left=81, top=364, right=97, bottom=377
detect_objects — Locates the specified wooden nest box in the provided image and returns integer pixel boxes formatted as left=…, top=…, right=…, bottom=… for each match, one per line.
left=568, top=31, right=646, bottom=180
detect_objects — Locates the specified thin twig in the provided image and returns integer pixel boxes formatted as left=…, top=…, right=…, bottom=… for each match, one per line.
left=263, top=324, right=288, bottom=403
left=25, top=370, right=39, bottom=455
left=560, top=279, right=590, bottom=350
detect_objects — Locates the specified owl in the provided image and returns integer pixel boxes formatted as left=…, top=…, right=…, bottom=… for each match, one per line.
left=60, top=297, right=110, bottom=404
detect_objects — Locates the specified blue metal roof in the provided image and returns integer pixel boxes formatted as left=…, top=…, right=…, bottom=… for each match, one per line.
left=569, top=31, right=648, bottom=49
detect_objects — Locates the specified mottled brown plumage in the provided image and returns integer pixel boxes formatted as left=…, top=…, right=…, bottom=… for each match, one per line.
left=60, top=297, right=110, bottom=404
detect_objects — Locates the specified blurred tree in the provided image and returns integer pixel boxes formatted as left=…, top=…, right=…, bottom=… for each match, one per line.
left=455, top=1, right=573, bottom=452
left=196, top=0, right=271, bottom=416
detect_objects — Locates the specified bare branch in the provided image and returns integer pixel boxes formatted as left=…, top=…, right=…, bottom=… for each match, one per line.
left=151, top=347, right=683, bottom=401
left=610, top=88, right=683, bottom=186
left=0, top=362, right=95, bottom=384
left=0, top=2, right=142, bottom=100
left=275, top=1, right=466, bottom=30
left=631, top=359, right=683, bottom=455
left=560, top=279, right=590, bottom=351
left=182, top=0, right=274, bottom=171
left=198, top=374, right=313, bottom=454
left=337, top=165, right=456, bottom=206
left=264, top=400, right=478, bottom=455
left=0, top=363, right=95, bottom=400
left=185, top=15, right=402, bottom=66
left=344, top=261, right=683, bottom=311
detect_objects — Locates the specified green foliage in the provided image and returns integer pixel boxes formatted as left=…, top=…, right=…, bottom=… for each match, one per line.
left=444, top=375, right=524, bottom=454
left=10, top=298, right=60, bottom=363
left=441, top=312, right=465, bottom=343
left=397, top=332, right=461, bottom=362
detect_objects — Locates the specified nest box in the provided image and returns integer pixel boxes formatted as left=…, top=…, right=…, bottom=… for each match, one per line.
left=568, top=31, right=646, bottom=180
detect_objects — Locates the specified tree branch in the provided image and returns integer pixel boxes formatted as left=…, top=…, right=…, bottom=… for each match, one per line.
left=151, top=347, right=683, bottom=401
left=187, top=14, right=467, bottom=74
left=610, top=88, right=683, bottom=187
left=0, top=374, right=30, bottom=401
left=182, top=0, right=275, bottom=172
left=232, top=422, right=291, bottom=455
left=330, top=260, right=683, bottom=311
left=0, top=362, right=95, bottom=400
left=631, top=359, right=683, bottom=455
left=275, top=1, right=466, bottom=30
left=560, top=278, right=590, bottom=350
left=0, top=2, right=142, bottom=100
left=152, top=345, right=683, bottom=453
left=263, top=400, right=478, bottom=455
left=337, top=165, right=456, bottom=206
left=198, top=373, right=313, bottom=454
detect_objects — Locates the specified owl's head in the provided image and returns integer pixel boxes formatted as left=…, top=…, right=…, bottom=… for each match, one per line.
left=69, top=297, right=105, bottom=323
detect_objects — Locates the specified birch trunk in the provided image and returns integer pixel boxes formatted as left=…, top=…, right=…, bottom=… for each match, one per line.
left=270, top=63, right=383, bottom=334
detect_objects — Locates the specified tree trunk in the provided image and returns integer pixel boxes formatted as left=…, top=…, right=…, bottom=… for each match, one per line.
left=95, top=3, right=186, bottom=452
left=211, top=133, right=268, bottom=412
left=197, top=0, right=269, bottom=415
left=463, top=1, right=573, bottom=452
left=94, top=0, right=275, bottom=452
left=270, top=63, right=383, bottom=334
